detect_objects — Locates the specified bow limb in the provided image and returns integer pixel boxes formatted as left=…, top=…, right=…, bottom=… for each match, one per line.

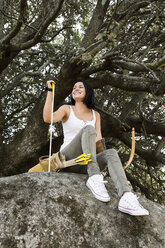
left=124, top=128, right=135, bottom=170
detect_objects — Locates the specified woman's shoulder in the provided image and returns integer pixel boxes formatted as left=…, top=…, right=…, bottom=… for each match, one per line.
left=59, top=104, right=70, bottom=111
left=93, top=110, right=101, bottom=123
left=93, top=110, right=100, bottom=118
left=59, top=104, right=71, bottom=122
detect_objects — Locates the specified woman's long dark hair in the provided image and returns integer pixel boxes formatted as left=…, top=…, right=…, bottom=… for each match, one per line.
left=70, top=81, right=95, bottom=109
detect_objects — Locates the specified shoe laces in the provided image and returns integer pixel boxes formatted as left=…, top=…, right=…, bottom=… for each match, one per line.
left=92, top=175, right=108, bottom=192
left=123, top=193, right=144, bottom=209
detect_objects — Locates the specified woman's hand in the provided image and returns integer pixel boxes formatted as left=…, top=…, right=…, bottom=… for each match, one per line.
left=46, top=77, right=58, bottom=90
left=46, top=80, right=53, bottom=89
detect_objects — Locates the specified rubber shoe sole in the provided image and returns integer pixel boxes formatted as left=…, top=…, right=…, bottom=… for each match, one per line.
left=118, top=206, right=149, bottom=216
left=86, top=181, right=110, bottom=202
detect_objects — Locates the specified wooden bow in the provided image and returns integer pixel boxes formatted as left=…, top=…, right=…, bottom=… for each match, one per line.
left=124, top=128, right=135, bottom=170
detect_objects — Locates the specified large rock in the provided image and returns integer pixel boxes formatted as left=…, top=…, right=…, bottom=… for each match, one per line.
left=0, top=172, right=164, bottom=248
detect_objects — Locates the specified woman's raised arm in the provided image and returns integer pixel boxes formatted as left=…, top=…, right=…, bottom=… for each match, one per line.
left=43, top=80, right=68, bottom=123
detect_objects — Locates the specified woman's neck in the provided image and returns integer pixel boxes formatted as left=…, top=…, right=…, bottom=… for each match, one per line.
left=74, top=101, right=89, bottom=111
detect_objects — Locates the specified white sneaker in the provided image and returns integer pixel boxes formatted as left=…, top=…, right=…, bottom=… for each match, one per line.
left=86, top=174, right=110, bottom=202
left=118, top=192, right=149, bottom=216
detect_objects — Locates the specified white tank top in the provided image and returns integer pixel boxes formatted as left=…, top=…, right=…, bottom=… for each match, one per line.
left=60, top=105, right=96, bottom=150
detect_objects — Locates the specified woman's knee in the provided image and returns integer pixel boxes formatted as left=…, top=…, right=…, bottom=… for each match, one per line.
left=104, top=148, right=119, bottom=159
left=97, top=149, right=119, bottom=164
left=82, top=125, right=96, bottom=135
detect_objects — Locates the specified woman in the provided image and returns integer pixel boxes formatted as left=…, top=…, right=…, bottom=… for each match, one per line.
left=43, top=80, right=149, bottom=216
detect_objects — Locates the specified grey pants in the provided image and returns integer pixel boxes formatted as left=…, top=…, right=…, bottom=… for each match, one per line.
left=61, top=125, right=131, bottom=197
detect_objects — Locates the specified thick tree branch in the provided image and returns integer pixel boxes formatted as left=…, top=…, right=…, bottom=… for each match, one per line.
left=81, top=54, right=163, bottom=83
left=153, top=55, right=165, bottom=69
left=120, top=133, right=165, bottom=166
left=95, top=106, right=131, bottom=139
left=9, top=0, right=64, bottom=52
left=128, top=15, right=155, bottom=56
left=81, top=0, right=110, bottom=48
left=0, top=0, right=27, bottom=45
left=87, top=72, right=163, bottom=95
left=115, top=1, right=152, bottom=21
left=0, top=0, right=64, bottom=74
left=0, top=100, right=5, bottom=161
left=126, top=116, right=165, bottom=137
left=70, top=41, right=107, bottom=65
left=110, top=58, right=160, bottom=79
left=155, top=138, right=165, bottom=157
left=119, top=92, right=146, bottom=122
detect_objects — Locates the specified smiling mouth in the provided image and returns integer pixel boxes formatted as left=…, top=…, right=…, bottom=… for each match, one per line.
left=74, top=92, right=82, bottom=95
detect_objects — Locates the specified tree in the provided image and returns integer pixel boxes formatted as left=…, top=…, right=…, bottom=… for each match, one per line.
left=0, top=0, right=165, bottom=204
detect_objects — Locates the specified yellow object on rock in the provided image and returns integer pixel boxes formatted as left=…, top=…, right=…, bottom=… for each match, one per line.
left=28, top=152, right=66, bottom=172
left=28, top=152, right=91, bottom=173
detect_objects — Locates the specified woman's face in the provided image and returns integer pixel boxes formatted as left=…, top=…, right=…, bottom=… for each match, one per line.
left=72, top=82, right=86, bottom=102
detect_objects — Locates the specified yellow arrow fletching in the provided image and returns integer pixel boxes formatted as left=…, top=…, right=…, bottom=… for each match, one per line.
left=79, top=161, right=88, bottom=165
left=74, top=153, right=92, bottom=165
left=76, top=156, right=86, bottom=162
left=76, top=153, right=86, bottom=159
